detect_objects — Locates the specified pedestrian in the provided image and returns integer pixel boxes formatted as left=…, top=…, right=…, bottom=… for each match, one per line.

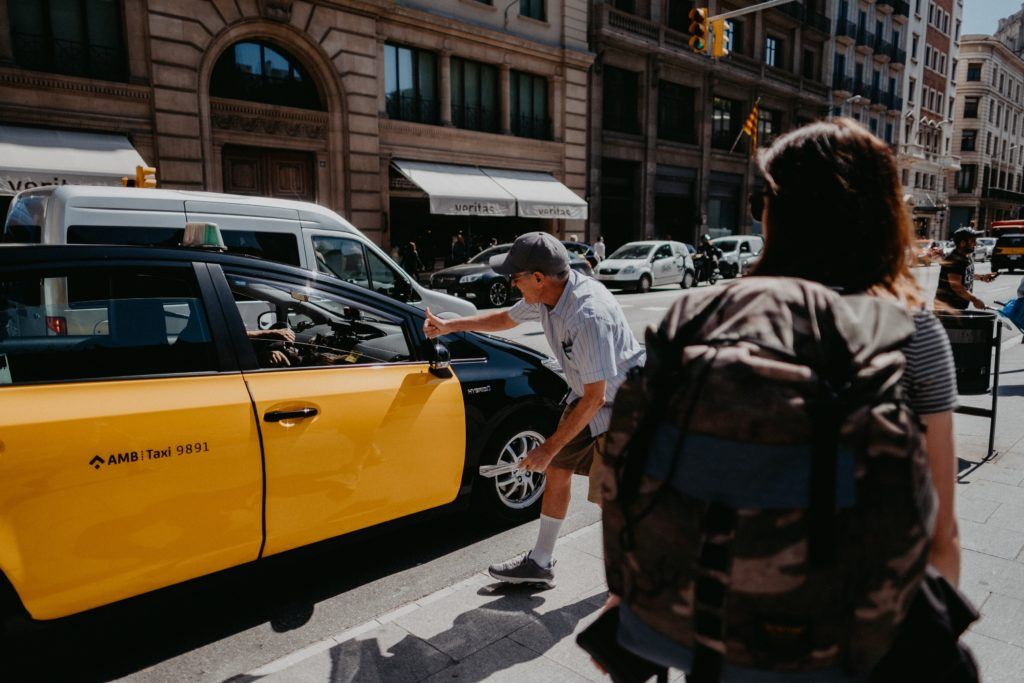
left=934, top=226, right=997, bottom=312
left=452, top=233, right=467, bottom=264
left=423, top=231, right=643, bottom=587
left=400, top=241, right=424, bottom=279
left=595, top=119, right=975, bottom=681
left=593, top=236, right=606, bottom=262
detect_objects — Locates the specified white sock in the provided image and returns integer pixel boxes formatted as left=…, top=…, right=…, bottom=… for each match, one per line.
left=530, top=514, right=564, bottom=568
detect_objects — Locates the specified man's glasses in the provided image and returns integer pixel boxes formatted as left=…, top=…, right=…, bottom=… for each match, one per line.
left=510, top=272, right=532, bottom=285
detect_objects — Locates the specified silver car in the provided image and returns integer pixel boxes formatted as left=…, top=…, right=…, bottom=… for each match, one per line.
left=974, top=237, right=997, bottom=261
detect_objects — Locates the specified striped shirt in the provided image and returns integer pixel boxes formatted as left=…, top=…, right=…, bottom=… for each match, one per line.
left=508, top=270, right=645, bottom=436
left=901, top=310, right=958, bottom=415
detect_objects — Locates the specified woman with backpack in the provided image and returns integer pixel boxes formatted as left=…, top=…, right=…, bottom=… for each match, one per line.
left=589, top=119, right=975, bottom=682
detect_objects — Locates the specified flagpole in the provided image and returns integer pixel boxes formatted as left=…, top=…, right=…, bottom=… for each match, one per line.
left=730, top=96, right=761, bottom=153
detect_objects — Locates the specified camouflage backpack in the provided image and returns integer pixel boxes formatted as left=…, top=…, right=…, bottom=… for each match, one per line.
left=601, top=277, right=936, bottom=680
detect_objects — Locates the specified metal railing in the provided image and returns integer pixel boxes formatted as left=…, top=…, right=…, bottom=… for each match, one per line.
left=11, top=32, right=127, bottom=82
left=805, top=11, right=831, bottom=34
left=511, top=113, right=552, bottom=140
left=711, top=130, right=739, bottom=151
left=606, top=7, right=659, bottom=40
left=836, top=19, right=857, bottom=39
left=856, top=28, right=875, bottom=49
left=833, top=74, right=855, bottom=92
left=874, top=37, right=892, bottom=56
left=452, top=103, right=499, bottom=133
left=385, top=94, right=439, bottom=125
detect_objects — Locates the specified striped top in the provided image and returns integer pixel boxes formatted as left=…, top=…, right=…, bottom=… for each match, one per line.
left=901, top=310, right=958, bottom=415
left=508, top=270, right=645, bottom=436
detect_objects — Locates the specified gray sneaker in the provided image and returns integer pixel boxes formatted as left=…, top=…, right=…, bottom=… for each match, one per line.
left=488, top=552, right=555, bottom=587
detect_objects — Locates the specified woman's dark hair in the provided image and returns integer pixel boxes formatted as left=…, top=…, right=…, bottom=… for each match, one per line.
left=752, top=118, right=920, bottom=306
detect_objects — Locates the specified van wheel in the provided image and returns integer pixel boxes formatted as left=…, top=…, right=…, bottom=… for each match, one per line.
left=637, top=274, right=652, bottom=293
left=474, top=414, right=556, bottom=522
left=487, top=279, right=510, bottom=308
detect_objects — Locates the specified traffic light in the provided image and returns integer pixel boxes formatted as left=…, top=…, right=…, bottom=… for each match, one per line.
left=688, top=8, right=709, bottom=55
left=135, top=165, right=157, bottom=188
left=711, top=19, right=731, bottom=59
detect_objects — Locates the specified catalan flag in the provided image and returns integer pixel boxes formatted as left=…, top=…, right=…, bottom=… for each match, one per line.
left=741, top=99, right=760, bottom=154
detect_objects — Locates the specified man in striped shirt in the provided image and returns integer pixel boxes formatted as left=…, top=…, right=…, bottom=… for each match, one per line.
left=424, top=232, right=645, bottom=586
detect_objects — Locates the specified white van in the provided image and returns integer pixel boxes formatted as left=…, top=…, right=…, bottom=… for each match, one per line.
left=2, top=185, right=476, bottom=317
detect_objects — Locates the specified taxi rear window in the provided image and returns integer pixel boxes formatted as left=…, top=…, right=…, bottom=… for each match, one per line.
left=0, top=266, right=219, bottom=385
left=997, top=235, right=1024, bottom=248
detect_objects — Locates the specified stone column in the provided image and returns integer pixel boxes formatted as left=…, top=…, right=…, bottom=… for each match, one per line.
left=500, top=63, right=512, bottom=135
left=551, top=73, right=563, bottom=142
left=440, top=51, right=453, bottom=126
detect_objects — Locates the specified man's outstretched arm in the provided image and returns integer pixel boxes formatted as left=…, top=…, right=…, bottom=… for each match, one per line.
left=423, top=307, right=518, bottom=338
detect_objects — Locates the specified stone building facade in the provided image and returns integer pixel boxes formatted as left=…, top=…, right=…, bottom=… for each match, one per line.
left=948, top=34, right=1024, bottom=231
left=588, top=0, right=834, bottom=249
left=0, top=0, right=591, bottom=264
left=896, top=0, right=962, bottom=240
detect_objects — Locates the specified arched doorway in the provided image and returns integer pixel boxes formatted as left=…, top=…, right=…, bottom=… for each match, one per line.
left=207, top=39, right=330, bottom=203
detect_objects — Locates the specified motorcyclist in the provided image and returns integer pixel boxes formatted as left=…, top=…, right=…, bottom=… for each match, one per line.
left=695, top=235, right=721, bottom=283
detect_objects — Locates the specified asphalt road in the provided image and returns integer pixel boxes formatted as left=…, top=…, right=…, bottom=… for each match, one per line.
left=4, top=260, right=1018, bottom=682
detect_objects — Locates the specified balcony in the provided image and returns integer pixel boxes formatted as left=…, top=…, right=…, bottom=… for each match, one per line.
left=805, top=11, right=831, bottom=34
left=832, top=74, right=854, bottom=94
left=856, top=28, right=876, bottom=52
left=11, top=31, right=127, bottom=82
left=836, top=19, right=857, bottom=43
left=892, top=0, right=911, bottom=17
left=776, top=3, right=804, bottom=21
left=873, top=38, right=893, bottom=61
left=452, top=103, right=499, bottom=134
left=511, top=113, right=553, bottom=141
left=888, top=44, right=907, bottom=65
left=385, top=94, right=440, bottom=126
left=984, top=187, right=1024, bottom=202
left=603, top=6, right=660, bottom=41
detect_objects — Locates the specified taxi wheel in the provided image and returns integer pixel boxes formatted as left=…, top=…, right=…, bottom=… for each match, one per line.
left=475, top=415, right=554, bottom=521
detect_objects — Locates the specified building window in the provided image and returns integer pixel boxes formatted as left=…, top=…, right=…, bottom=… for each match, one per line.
left=451, top=57, right=499, bottom=133
left=211, top=41, right=323, bottom=110
left=757, top=109, right=780, bottom=146
left=666, top=0, right=695, bottom=32
left=519, top=0, right=545, bottom=21
left=657, top=81, right=696, bottom=144
left=383, top=44, right=438, bottom=124
left=902, top=169, right=910, bottom=186
left=765, top=36, right=779, bottom=68
left=961, top=129, right=977, bottom=152
left=603, top=66, right=641, bottom=134
left=908, top=78, right=916, bottom=103
left=967, top=63, right=982, bottom=81
left=8, top=0, right=127, bottom=82
left=911, top=33, right=919, bottom=60
left=510, top=70, right=549, bottom=139
left=802, top=48, right=816, bottom=80
left=711, top=96, right=742, bottom=150
left=885, top=121, right=893, bottom=143
left=964, top=96, right=979, bottom=118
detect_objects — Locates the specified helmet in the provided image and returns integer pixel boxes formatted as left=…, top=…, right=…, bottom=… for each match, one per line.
left=952, top=227, right=982, bottom=243
left=701, top=234, right=711, bottom=242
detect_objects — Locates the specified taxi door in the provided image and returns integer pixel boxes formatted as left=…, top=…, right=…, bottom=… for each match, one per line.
left=0, top=261, right=263, bottom=619
left=214, top=267, right=465, bottom=557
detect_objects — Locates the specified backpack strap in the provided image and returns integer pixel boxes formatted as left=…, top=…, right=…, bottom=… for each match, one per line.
left=690, top=501, right=738, bottom=683
left=809, top=382, right=842, bottom=568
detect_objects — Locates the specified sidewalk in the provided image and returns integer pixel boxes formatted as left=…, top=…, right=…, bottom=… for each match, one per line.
left=237, top=340, right=1024, bottom=683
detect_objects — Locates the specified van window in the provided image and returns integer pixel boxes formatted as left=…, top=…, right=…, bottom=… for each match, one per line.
left=0, top=267, right=217, bottom=384
left=366, top=248, right=419, bottom=302
left=312, top=235, right=419, bottom=304
left=3, top=195, right=46, bottom=243
left=68, top=225, right=301, bottom=266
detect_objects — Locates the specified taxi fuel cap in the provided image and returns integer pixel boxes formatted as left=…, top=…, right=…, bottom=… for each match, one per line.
left=182, top=222, right=226, bottom=250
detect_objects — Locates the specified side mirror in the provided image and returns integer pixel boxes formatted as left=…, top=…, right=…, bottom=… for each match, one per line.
left=257, top=310, right=278, bottom=330
left=429, top=342, right=451, bottom=376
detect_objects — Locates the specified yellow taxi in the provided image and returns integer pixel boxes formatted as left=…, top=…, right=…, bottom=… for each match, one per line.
left=0, top=244, right=566, bottom=623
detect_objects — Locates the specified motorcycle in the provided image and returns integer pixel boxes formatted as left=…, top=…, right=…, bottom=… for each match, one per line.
left=693, top=252, right=720, bottom=285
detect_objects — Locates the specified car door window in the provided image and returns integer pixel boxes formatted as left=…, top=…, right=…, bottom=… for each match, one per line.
left=0, top=266, right=217, bottom=384
left=366, top=248, right=419, bottom=303
left=740, top=242, right=751, bottom=253
left=654, top=244, right=673, bottom=260
left=226, top=275, right=412, bottom=369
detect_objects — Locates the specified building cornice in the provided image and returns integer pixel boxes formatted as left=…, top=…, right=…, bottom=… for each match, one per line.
left=0, top=67, right=151, bottom=100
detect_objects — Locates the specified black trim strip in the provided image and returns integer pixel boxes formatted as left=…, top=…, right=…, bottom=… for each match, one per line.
left=192, top=262, right=238, bottom=372
left=243, top=377, right=269, bottom=561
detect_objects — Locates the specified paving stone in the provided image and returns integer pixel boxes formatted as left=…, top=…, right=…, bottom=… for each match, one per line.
left=956, top=479, right=1024, bottom=505
left=959, top=519, right=1024, bottom=560
left=422, top=636, right=591, bottom=683
left=972, top=464, right=1024, bottom=486
left=990, top=452, right=1024, bottom=471
left=962, top=631, right=1024, bottom=683
left=956, top=494, right=1000, bottom=523
left=563, top=523, right=604, bottom=560
left=507, top=594, right=607, bottom=681
left=972, top=594, right=1024, bottom=648
left=962, top=551, right=1024, bottom=601
left=987, top=501, right=1024, bottom=533
left=264, top=622, right=452, bottom=683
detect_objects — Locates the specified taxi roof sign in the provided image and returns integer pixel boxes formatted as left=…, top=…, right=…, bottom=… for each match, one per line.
left=182, top=222, right=226, bottom=250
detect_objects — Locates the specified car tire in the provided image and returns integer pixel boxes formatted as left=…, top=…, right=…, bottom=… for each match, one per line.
left=473, top=413, right=556, bottom=522
left=681, top=270, right=695, bottom=289
left=486, top=279, right=510, bottom=308
left=637, top=274, right=652, bottom=293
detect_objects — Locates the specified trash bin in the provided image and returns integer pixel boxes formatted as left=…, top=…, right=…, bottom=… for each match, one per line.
left=936, top=310, right=997, bottom=395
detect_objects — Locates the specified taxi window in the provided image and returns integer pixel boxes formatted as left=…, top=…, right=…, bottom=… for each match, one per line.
left=0, top=267, right=217, bottom=384
left=226, top=275, right=413, bottom=369
left=68, top=225, right=301, bottom=266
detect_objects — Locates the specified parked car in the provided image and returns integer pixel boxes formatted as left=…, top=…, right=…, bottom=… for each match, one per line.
left=594, top=240, right=695, bottom=292
left=429, top=243, right=594, bottom=308
left=2, top=185, right=477, bottom=317
left=974, top=237, right=997, bottom=262
left=562, top=240, right=599, bottom=267
left=0, top=243, right=567, bottom=624
left=710, top=235, right=764, bottom=279
left=938, top=240, right=956, bottom=257
left=991, top=234, right=1024, bottom=272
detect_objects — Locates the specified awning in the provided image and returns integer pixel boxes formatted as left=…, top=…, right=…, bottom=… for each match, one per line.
left=0, top=125, right=148, bottom=196
left=391, top=160, right=515, bottom=216
left=482, top=168, right=588, bottom=220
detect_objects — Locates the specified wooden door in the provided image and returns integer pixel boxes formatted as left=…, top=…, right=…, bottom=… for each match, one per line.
left=222, top=146, right=315, bottom=202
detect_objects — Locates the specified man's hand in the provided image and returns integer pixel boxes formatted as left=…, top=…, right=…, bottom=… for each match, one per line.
left=267, top=350, right=291, bottom=366
left=519, top=441, right=559, bottom=472
left=249, top=327, right=296, bottom=342
left=979, top=272, right=999, bottom=283
left=972, top=297, right=986, bottom=310
left=423, top=308, right=451, bottom=339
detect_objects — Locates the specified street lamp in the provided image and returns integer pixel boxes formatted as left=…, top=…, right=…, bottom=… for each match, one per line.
left=828, top=94, right=863, bottom=121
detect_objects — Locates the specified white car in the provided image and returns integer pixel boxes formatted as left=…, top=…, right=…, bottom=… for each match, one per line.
left=974, top=237, right=997, bottom=261
left=595, top=240, right=695, bottom=292
left=3, top=185, right=476, bottom=317
left=711, top=235, right=764, bottom=279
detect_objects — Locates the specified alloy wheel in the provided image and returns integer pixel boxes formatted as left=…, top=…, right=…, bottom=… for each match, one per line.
left=489, top=280, right=509, bottom=307
left=492, top=430, right=546, bottom=510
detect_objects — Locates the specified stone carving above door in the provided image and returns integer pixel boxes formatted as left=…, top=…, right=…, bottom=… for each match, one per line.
left=258, top=0, right=294, bottom=22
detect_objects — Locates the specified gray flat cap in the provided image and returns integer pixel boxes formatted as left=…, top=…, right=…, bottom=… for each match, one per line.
left=491, top=232, right=570, bottom=276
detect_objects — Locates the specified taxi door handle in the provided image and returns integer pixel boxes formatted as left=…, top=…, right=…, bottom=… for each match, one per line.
left=264, top=407, right=318, bottom=423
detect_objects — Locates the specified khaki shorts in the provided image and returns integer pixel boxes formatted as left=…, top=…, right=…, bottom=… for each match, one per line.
left=549, top=403, right=606, bottom=504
